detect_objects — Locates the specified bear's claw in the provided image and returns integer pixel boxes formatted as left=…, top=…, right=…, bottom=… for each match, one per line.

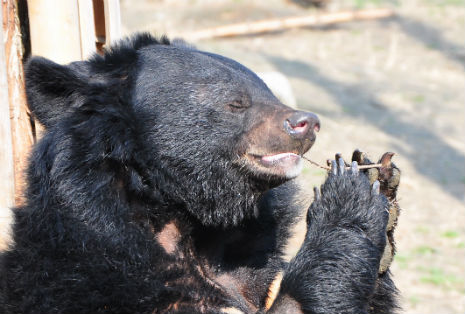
left=372, top=180, right=380, bottom=196
left=350, top=161, right=359, bottom=176
left=313, top=186, right=321, bottom=201
left=329, top=157, right=360, bottom=176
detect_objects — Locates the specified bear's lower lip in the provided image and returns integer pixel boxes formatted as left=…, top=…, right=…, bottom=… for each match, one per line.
left=249, top=152, right=303, bottom=179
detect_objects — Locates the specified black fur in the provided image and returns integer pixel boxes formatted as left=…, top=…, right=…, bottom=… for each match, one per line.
left=0, top=33, right=397, bottom=314
left=273, top=171, right=397, bottom=314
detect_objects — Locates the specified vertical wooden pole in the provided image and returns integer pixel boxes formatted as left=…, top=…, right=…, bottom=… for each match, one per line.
left=27, top=0, right=82, bottom=64
left=93, top=0, right=122, bottom=53
left=78, top=0, right=97, bottom=59
left=27, top=0, right=119, bottom=63
left=103, top=0, right=121, bottom=44
left=0, top=2, right=16, bottom=251
left=2, top=0, right=34, bottom=206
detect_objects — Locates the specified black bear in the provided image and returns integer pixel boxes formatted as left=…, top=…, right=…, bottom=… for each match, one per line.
left=0, top=34, right=400, bottom=314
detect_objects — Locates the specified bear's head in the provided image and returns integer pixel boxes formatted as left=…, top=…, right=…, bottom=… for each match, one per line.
left=25, top=34, right=319, bottom=227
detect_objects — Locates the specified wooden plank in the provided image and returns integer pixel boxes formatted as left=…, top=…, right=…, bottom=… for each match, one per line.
left=27, top=0, right=82, bottom=63
left=2, top=0, right=34, bottom=206
left=103, top=0, right=121, bottom=44
left=0, top=2, right=15, bottom=251
left=92, top=0, right=106, bottom=53
left=78, top=0, right=97, bottom=59
left=92, top=0, right=121, bottom=53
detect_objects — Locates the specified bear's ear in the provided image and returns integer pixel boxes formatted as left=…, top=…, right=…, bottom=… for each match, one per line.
left=25, top=56, right=87, bottom=128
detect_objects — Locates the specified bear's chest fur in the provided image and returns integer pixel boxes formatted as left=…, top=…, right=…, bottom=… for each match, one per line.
left=153, top=219, right=273, bottom=312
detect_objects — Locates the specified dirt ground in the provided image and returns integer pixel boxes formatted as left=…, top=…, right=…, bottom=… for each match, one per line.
left=121, top=0, right=465, bottom=312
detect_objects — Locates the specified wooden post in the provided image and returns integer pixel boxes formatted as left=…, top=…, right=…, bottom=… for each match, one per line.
left=93, top=0, right=121, bottom=53
left=103, top=0, right=121, bottom=44
left=27, top=0, right=121, bottom=60
left=0, top=2, right=16, bottom=251
left=2, top=0, right=34, bottom=206
left=78, top=0, right=97, bottom=59
left=27, top=0, right=82, bottom=64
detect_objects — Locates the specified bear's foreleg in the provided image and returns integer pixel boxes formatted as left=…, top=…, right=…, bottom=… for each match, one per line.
left=266, top=159, right=392, bottom=314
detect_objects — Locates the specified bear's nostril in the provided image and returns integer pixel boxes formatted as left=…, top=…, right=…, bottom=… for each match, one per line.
left=284, top=111, right=320, bottom=139
left=293, top=121, right=308, bottom=132
left=285, top=119, right=308, bottom=131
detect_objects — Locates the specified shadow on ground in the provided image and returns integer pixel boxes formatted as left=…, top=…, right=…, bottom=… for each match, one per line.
left=388, top=15, right=465, bottom=69
left=265, top=54, right=465, bottom=201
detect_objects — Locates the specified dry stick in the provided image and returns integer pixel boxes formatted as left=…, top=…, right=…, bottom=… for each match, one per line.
left=182, top=8, right=394, bottom=40
left=302, top=156, right=383, bottom=170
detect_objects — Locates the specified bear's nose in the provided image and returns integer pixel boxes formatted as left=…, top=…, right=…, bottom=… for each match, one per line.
left=284, top=111, right=320, bottom=139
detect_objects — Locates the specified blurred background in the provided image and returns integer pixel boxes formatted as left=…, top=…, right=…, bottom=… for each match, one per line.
left=119, top=0, right=465, bottom=313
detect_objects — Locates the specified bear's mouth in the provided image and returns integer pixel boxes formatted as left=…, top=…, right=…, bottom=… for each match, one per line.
left=247, top=152, right=303, bottom=179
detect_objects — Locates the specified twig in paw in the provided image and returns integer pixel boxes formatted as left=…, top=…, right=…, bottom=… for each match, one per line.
left=302, top=156, right=383, bottom=171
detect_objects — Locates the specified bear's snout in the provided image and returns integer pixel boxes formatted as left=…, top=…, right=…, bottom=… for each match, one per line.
left=240, top=106, right=320, bottom=181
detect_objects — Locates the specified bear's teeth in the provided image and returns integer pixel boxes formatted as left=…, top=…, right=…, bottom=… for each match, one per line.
left=259, top=153, right=303, bottom=179
left=262, top=153, right=298, bottom=162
